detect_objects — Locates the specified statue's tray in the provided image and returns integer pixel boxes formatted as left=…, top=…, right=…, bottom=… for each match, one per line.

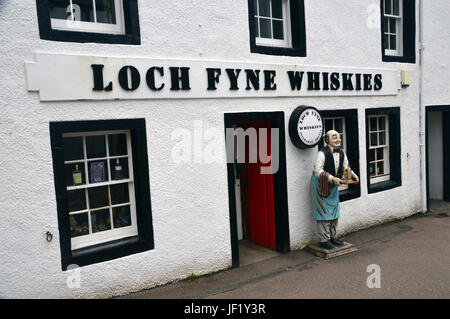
left=342, top=180, right=359, bottom=184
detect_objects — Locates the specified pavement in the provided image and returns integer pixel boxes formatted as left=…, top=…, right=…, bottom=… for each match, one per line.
left=117, top=201, right=450, bottom=299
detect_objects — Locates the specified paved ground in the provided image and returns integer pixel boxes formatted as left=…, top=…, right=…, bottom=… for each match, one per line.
left=118, top=204, right=450, bottom=299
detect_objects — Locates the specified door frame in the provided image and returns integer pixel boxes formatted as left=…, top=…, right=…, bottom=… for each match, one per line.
left=224, top=111, right=290, bottom=267
left=425, top=105, right=450, bottom=211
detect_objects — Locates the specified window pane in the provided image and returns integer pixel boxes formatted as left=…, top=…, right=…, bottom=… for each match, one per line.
left=389, top=18, right=397, bottom=34
left=254, top=0, right=258, bottom=15
left=110, top=183, right=130, bottom=205
left=88, top=186, right=109, bottom=209
left=259, top=0, right=271, bottom=17
left=113, top=205, right=132, bottom=228
left=86, top=135, right=106, bottom=158
left=369, top=163, right=376, bottom=176
left=70, top=213, right=89, bottom=238
left=88, top=160, right=108, bottom=183
left=334, top=119, right=343, bottom=133
left=369, top=149, right=375, bottom=162
left=370, top=117, right=378, bottom=131
left=65, top=162, right=86, bottom=187
left=72, top=0, right=95, bottom=22
left=393, top=0, right=400, bottom=16
left=49, top=0, right=71, bottom=20
left=91, top=209, right=111, bottom=233
left=378, top=117, right=386, bottom=130
left=379, top=132, right=386, bottom=145
left=324, top=119, right=333, bottom=132
left=259, top=18, right=271, bottom=38
left=272, top=20, right=284, bottom=40
left=390, top=35, right=397, bottom=50
left=377, top=161, right=384, bottom=175
left=384, top=0, right=391, bottom=15
left=377, top=148, right=384, bottom=160
left=383, top=17, right=389, bottom=31
left=95, top=0, right=116, bottom=24
left=86, top=135, right=106, bottom=159
left=108, top=133, right=127, bottom=156
left=110, top=158, right=129, bottom=180
left=63, top=137, right=84, bottom=161
left=67, top=189, right=87, bottom=212
left=384, top=33, right=390, bottom=49
left=255, top=17, right=259, bottom=37
left=370, top=133, right=378, bottom=146
left=272, top=0, right=283, bottom=19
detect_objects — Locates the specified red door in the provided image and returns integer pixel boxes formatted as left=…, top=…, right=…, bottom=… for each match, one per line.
left=242, top=121, right=276, bottom=250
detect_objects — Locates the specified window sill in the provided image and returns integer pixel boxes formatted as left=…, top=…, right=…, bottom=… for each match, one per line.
left=339, top=186, right=361, bottom=202
left=251, top=45, right=306, bottom=57
left=382, top=53, right=416, bottom=64
left=65, top=235, right=152, bottom=270
left=40, top=29, right=141, bottom=45
left=368, top=179, right=401, bottom=194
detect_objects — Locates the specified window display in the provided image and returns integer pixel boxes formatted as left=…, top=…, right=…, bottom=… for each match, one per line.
left=63, top=130, right=137, bottom=250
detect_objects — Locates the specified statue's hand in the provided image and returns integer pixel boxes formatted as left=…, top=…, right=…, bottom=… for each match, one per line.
left=351, top=171, right=359, bottom=182
left=332, top=177, right=343, bottom=186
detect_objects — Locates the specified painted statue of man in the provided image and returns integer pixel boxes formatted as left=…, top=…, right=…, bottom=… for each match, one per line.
left=310, top=130, right=359, bottom=250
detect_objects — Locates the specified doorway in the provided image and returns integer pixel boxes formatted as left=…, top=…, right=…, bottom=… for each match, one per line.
left=234, top=120, right=276, bottom=250
left=224, top=112, right=290, bottom=267
left=426, top=106, right=450, bottom=211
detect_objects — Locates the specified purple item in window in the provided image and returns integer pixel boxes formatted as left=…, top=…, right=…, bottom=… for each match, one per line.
left=90, top=161, right=106, bottom=183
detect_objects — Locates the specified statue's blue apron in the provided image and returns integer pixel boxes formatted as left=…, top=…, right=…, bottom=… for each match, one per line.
left=310, top=174, right=340, bottom=221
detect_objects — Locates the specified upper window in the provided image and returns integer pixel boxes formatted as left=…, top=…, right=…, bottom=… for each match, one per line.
left=365, top=108, right=402, bottom=194
left=49, top=0, right=125, bottom=35
left=380, top=0, right=416, bottom=63
left=36, top=0, right=140, bottom=44
left=248, top=0, right=306, bottom=57
left=383, top=0, right=402, bottom=56
left=254, top=0, right=291, bottom=48
left=50, top=119, right=153, bottom=270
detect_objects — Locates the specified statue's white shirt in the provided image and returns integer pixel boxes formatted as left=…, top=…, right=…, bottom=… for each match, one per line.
left=313, top=146, right=350, bottom=182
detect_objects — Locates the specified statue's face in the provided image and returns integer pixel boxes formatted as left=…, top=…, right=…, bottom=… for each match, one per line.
left=327, top=130, right=341, bottom=148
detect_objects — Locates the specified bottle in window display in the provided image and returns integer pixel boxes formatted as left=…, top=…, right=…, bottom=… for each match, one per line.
left=114, top=158, right=122, bottom=180
left=72, top=164, right=83, bottom=185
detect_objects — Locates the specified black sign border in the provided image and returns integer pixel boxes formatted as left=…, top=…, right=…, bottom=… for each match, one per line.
left=289, top=105, right=324, bottom=149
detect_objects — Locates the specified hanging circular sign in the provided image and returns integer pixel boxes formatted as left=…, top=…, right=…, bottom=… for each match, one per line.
left=289, top=105, right=323, bottom=149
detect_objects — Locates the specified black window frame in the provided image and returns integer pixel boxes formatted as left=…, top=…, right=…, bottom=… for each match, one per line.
left=36, top=0, right=141, bottom=45
left=247, top=0, right=307, bottom=57
left=318, top=109, right=361, bottom=202
left=380, top=0, right=416, bottom=63
left=50, top=119, right=153, bottom=271
left=366, top=107, right=402, bottom=194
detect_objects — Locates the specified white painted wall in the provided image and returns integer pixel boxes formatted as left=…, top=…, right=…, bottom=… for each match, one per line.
left=0, top=0, right=422, bottom=298
left=422, top=0, right=450, bottom=107
left=427, top=112, right=443, bottom=200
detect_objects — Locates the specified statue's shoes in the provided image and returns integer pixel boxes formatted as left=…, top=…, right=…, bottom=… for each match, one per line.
left=319, top=240, right=335, bottom=250
left=330, top=237, right=344, bottom=246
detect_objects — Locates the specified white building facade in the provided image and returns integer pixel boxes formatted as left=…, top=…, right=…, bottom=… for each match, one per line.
left=0, top=0, right=447, bottom=298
